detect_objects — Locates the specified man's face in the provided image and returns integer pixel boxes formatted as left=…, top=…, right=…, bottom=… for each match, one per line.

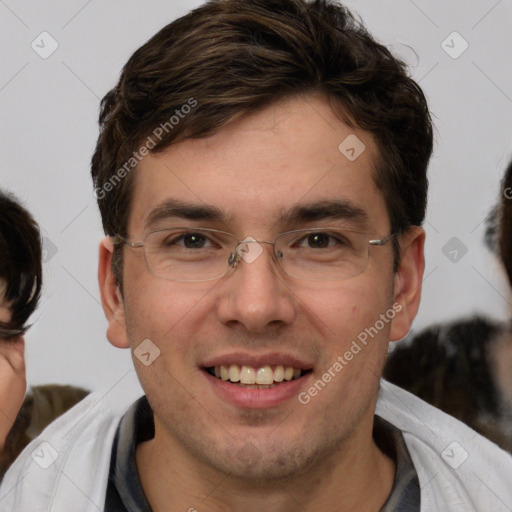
left=102, top=95, right=423, bottom=478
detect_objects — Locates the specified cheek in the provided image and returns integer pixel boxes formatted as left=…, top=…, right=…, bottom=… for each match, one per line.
left=301, top=282, right=392, bottom=339
left=125, top=286, right=198, bottom=340
left=122, top=285, right=203, bottom=401
left=295, top=280, right=394, bottom=386
left=122, top=276, right=218, bottom=367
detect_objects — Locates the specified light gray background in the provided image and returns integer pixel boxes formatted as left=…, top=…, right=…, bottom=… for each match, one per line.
left=1, top=1, right=511, bottom=401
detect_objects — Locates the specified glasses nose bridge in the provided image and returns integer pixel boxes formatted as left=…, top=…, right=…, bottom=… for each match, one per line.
left=228, top=237, right=278, bottom=270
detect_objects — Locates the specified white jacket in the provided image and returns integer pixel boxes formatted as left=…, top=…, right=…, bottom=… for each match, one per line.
left=1, top=380, right=511, bottom=511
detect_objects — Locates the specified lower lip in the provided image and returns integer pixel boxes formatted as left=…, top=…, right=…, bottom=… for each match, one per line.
left=202, top=370, right=312, bottom=409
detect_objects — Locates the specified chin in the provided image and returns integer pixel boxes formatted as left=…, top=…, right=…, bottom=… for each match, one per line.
left=199, top=436, right=325, bottom=481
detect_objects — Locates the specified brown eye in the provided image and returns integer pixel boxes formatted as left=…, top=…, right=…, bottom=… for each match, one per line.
left=181, top=233, right=208, bottom=249
left=162, top=232, right=211, bottom=249
left=306, top=233, right=331, bottom=248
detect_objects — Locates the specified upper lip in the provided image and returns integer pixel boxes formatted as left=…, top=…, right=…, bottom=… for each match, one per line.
left=201, top=351, right=314, bottom=370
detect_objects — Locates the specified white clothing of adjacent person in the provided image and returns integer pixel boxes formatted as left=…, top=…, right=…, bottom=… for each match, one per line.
left=1, top=380, right=511, bottom=512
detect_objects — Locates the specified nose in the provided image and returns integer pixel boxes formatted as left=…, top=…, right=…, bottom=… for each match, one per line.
left=216, top=242, right=297, bottom=333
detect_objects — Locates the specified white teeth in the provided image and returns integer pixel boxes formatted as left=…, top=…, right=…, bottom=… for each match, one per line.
left=274, top=365, right=284, bottom=382
left=240, top=366, right=256, bottom=384
left=211, top=364, right=305, bottom=384
left=228, top=364, right=240, bottom=382
left=256, top=366, right=273, bottom=385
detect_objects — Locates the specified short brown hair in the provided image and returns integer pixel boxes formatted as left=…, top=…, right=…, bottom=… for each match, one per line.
left=91, top=0, right=433, bottom=282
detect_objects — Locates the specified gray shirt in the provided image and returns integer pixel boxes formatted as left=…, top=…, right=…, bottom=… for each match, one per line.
left=104, top=397, right=420, bottom=511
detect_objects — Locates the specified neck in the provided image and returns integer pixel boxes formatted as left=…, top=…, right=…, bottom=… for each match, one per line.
left=136, top=412, right=395, bottom=512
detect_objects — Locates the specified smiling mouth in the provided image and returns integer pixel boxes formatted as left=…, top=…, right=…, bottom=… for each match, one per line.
left=205, top=364, right=312, bottom=388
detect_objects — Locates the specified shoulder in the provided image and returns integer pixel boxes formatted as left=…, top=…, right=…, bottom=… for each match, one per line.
left=0, top=392, right=133, bottom=512
left=377, top=379, right=512, bottom=511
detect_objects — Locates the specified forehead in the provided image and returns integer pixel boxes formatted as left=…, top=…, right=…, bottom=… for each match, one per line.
left=128, top=95, right=388, bottom=235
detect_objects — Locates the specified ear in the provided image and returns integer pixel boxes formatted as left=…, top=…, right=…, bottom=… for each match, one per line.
left=98, top=238, right=130, bottom=349
left=389, top=226, right=425, bottom=342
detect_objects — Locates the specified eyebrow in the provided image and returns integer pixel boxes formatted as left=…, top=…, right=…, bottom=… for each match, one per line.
left=145, top=199, right=228, bottom=230
left=145, top=198, right=370, bottom=232
left=279, top=200, right=370, bottom=229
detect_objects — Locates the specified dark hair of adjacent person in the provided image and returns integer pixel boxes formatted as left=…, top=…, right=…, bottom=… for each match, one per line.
left=91, top=0, right=433, bottom=285
left=384, top=157, right=512, bottom=454
left=0, top=190, right=42, bottom=336
left=383, top=317, right=512, bottom=452
left=0, top=385, right=90, bottom=475
left=498, top=158, right=512, bottom=287
left=483, top=158, right=512, bottom=286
